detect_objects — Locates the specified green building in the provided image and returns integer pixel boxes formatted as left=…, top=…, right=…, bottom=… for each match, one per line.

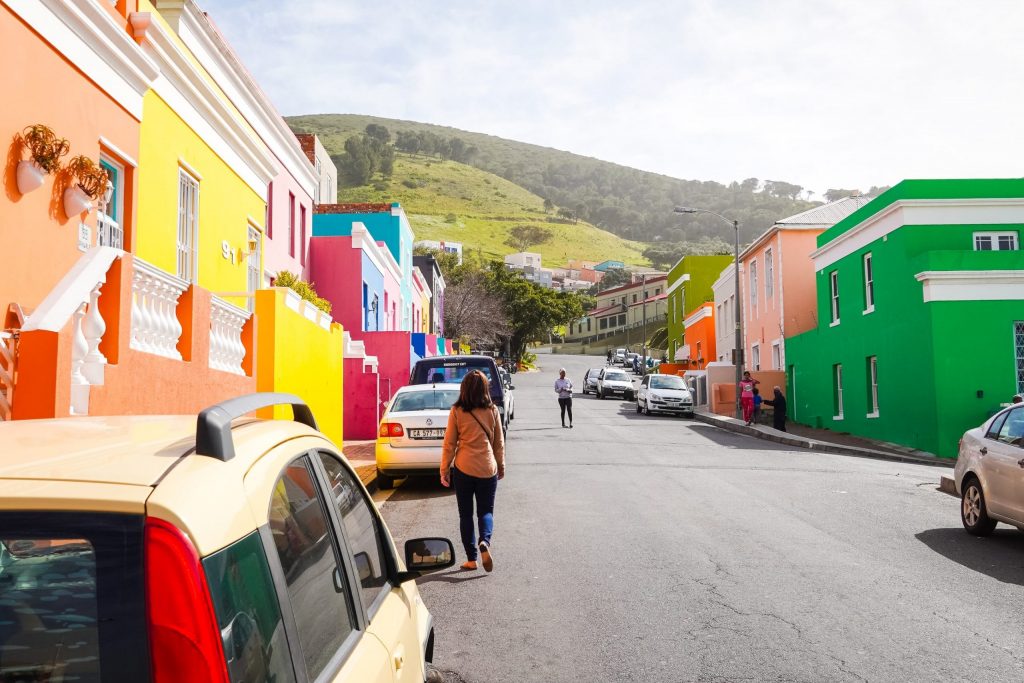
left=786, top=179, right=1024, bottom=458
left=666, top=255, right=733, bottom=362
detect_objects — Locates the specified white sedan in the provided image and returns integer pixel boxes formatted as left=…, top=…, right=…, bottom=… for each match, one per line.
left=636, top=373, right=694, bottom=416
left=954, top=404, right=1024, bottom=535
left=596, top=368, right=635, bottom=400
left=376, top=384, right=461, bottom=489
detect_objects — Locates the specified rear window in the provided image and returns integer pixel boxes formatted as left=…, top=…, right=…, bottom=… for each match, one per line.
left=411, top=359, right=503, bottom=404
left=390, top=390, right=460, bottom=412
left=0, top=511, right=148, bottom=683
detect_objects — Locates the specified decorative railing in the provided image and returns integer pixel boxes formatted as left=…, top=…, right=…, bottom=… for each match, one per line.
left=130, top=259, right=188, bottom=360
left=0, top=331, right=16, bottom=421
left=209, top=296, right=249, bottom=375
left=97, top=212, right=123, bottom=250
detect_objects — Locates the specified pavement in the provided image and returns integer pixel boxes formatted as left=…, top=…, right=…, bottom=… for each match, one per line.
left=372, top=353, right=1024, bottom=682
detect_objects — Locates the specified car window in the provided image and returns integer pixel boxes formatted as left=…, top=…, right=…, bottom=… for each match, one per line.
left=995, top=407, right=1024, bottom=446
left=604, top=371, right=629, bottom=381
left=268, top=456, right=357, bottom=679
left=205, top=532, right=296, bottom=683
left=318, top=452, right=391, bottom=615
left=0, top=511, right=148, bottom=683
left=985, top=412, right=1009, bottom=440
left=650, top=376, right=686, bottom=390
left=641, top=376, right=649, bottom=386
left=390, top=390, right=460, bottom=412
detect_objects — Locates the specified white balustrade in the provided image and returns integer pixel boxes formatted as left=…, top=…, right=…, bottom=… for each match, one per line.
left=209, top=296, right=249, bottom=375
left=70, top=302, right=90, bottom=415
left=131, top=260, right=188, bottom=360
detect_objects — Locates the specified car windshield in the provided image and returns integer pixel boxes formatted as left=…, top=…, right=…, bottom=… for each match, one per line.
left=604, top=371, right=629, bottom=381
left=391, top=390, right=460, bottom=412
left=650, top=376, right=686, bottom=390
left=587, top=368, right=601, bottom=377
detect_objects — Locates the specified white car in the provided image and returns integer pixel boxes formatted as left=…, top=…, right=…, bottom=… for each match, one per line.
left=614, top=348, right=627, bottom=365
left=498, top=366, right=516, bottom=421
left=636, top=373, right=694, bottom=416
left=954, top=404, right=1024, bottom=535
left=376, top=384, right=461, bottom=489
left=582, top=368, right=602, bottom=395
left=597, top=368, right=635, bottom=400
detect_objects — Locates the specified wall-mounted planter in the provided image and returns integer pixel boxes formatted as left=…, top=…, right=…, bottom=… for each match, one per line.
left=63, top=185, right=94, bottom=218
left=16, top=160, right=46, bottom=195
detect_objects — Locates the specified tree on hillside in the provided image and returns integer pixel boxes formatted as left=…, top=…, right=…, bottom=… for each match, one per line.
left=824, top=188, right=861, bottom=202
left=543, top=198, right=554, bottom=213
left=763, top=180, right=804, bottom=200
left=365, top=124, right=391, bottom=144
left=413, top=246, right=460, bottom=276
left=588, top=267, right=632, bottom=294
left=504, top=225, right=553, bottom=253
left=642, top=237, right=733, bottom=270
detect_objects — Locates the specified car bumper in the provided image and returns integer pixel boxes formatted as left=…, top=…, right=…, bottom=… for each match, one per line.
left=649, top=402, right=694, bottom=413
left=376, top=442, right=443, bottom=475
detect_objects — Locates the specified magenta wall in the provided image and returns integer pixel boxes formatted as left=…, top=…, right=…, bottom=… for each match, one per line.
left=309, top=236, right=364, bottom=332
left=343, top=357, right=380, bottom=440
left=361, top=331, right=414, bottom=405
left=378, top=242, right=402, bottom=332
left=265, top=159, right=314, bottom=282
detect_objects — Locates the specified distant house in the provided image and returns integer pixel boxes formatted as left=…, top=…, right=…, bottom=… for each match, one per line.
left=666, top=255, right=733, bottom=363
left=414, top=254, right=446, bottom=335
left=415, top=239, right=463, bottom=264
left=786, top=179, right=1024, bottom=458
left=565, top=275, right=667, bottom=344
left=594, top=260, right=625, bottom=272
left=504, top=252, right=543, bottom=269
left=678, top=303, right=716, bottom=367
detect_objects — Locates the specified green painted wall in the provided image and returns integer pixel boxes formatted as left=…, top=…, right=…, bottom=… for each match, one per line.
left=786, top=222, right=1024, bottom=458
left=666, top=255, right=733, bottom=359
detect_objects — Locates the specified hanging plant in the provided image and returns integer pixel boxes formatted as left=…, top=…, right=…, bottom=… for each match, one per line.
left=22, top=125, right=70, bottom=174
left=66, top=156, right=109, bottom=199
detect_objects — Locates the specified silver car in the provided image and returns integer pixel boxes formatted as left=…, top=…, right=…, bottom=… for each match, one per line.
left=954, top=404, right=1024, bottom=535
left=582, top=368, right=602, bottom=395
left=596, top=368, right=635, bottom=400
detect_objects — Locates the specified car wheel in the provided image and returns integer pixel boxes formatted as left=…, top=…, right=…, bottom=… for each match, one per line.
left=376, top=470, right=395, bottom=490
left=961, top=477, right=997, bottom=536
left=644, top=401, right=652, bottom=416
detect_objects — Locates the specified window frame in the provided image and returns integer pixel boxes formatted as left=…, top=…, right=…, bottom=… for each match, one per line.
left=771, top=341, right=781, bottom=371
left=863, top=253, right=874, bottom=314
left=177, top=167, right=200, bottom=282
left=866, top=355, right=879, bottom=418
left=829, top=270, right=840, bottom=326
left=98, top=155, right=125, bottom=250
left=764, top=248, right=774, bottom=299
left=288, top=192, right=296, bottom=258
left=833, top=363, right=844, bottom=419
left=300, top=204, right=308, bottom=266
left=751, top=343, right=760, bottom=371
left=749, top=259, right=758, bottom=313
left=973, top=231, right=1019, bottom=252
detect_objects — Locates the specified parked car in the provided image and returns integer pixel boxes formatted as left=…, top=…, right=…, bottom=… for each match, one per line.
left=597, top=367, right=636, bottom=400
left=613, top=348, right=627, bottom=365
left=498, top=366, right=516, bottom=421
left=377, top=384, right=463, bottom=489
left=582, top=368, right=603, bottom=395
left=410, top=355, right=509, bottom=434
left=0, top=393, right=455, bottom=682
left=625, top=352, right=638, bottom=368
left=954, top=404, right=1024, bottom=535
left=636, top=373, right=695, bottom=416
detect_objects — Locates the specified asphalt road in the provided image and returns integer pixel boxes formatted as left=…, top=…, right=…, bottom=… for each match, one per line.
left=378, top=354, right=1024, bottom=683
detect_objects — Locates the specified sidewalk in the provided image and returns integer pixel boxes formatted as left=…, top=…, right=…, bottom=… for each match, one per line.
left=342, top=440, right=379, bottom=493
left=693, top=409, right=954, bottom=469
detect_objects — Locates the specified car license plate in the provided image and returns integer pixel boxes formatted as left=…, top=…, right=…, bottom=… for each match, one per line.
left=409, top=428, right=445, bottom=439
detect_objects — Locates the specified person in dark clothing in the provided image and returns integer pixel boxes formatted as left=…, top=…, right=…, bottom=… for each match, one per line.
left=763, top=386, right=788, bottom=432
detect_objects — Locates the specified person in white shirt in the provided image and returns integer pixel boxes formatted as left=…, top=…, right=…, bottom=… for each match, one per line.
left=554, top=368, right=574, bottom=429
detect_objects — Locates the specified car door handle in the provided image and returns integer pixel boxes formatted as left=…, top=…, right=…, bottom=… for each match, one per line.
left=980, top=447, right=988, bottom=456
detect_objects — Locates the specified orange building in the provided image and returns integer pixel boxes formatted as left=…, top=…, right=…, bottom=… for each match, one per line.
left=678, top=303, right=716, bottom=370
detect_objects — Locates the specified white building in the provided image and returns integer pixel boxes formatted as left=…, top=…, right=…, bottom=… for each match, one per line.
left=504, top=251, right=542, bottom=269
left=415, top=239, right=463, bottom=263
left=711, top=263, right=741, bottom=363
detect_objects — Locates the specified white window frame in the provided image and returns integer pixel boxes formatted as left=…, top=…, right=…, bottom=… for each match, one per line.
left=863, top=253, right=874, bottom=314
left=98, top=154, right=125, bottom=250
left=867, top=356, right=879, bottom=418
left=749, top=260, right=758, bottom=313
left=771, top=341, right=781, bottom=370
left=751, top=343, right=760, bottom=371
left=765, top=248, right=774, bottom=299
left=833, top=363, right=844, bottom=419
left=177, top=168, right=200, bottom=282
left=246, top=222, right=262, bottom=314
left=973, top=231, right=1019, bottom=252
left=829, top=271, right=840, bottom=326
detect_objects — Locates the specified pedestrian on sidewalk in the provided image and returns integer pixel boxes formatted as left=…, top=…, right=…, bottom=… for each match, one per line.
left=752, top=387, right=763, bottom=424
left=555, top=368, right=574, bottom=428
left=740, top=371, right=759, bottom=425
left=440, top=370, right=505, bottom=572
left=763, top=386, right=788, bottom=432
left=606, top=349, right=613, bottom=364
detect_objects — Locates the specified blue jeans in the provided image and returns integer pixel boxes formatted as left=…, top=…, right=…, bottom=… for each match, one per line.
left=452, top=467, right=498, bottom=560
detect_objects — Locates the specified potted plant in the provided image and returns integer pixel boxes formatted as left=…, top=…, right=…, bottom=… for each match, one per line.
left=64, top=155, right=109, bottom=218
left=18, top=124, right=69, bottom=194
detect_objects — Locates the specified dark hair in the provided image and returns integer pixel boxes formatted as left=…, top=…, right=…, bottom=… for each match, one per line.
left=752, top=387, right=760, bottom=395
left=454, top=370, right=493, bottom=411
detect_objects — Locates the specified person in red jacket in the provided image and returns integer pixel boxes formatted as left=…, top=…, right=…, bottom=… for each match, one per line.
left=739, top=371, right=759, bottom=425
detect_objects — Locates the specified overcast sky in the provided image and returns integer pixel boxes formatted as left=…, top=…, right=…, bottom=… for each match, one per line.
left=201, top=0, right=1024, bottom=196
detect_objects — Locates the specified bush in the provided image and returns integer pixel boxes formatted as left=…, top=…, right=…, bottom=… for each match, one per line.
left=445, top=213, right=457, bottom=223
left=373, top=181, right=388, bottom=191
left=402, top=179, right=417, bottom=189
left=273, top=271, right=332, bottom=314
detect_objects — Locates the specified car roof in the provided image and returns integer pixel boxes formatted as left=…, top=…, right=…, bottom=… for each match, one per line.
left=395, top=384, right=459, bottom=393
left=0, top=414, right=318, bottom=487
left=416, top=354, right=496, bottom=363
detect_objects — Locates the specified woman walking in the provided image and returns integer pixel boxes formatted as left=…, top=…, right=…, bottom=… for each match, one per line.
left=740, top=371, right=759, bottom=425
left=440, top=370, right=506, bottom=571
left=554, top=368, right=574, bottom=428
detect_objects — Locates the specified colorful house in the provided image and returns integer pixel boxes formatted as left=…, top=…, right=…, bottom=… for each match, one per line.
left=412, top=267, right=431, bottom=333
left=739, top=197, right=870, bottom=372
left=414, top=254, right=446, bottom=335
left=678, top=303, right=716, bottom=368
left=295, top=133, right=338, bottom=206
left=314, top=202, right=417, bottom=330
left=711, top=263, right=740, bottom=363
left=666, top=255, right=733, bottom=362
left=786, top=179, right=1024, bottom=458
left=565, top=276, right=668, bottom=344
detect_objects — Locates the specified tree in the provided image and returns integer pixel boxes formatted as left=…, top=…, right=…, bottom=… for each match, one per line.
left=543, top=198, right=554, bottom=213
left=413, top=246, right=459, bottom=276
left=588, top=267, right=632, bottom=294
left=504, top=225, right=553, bottom=253
left=341, top=135, right=375, bottom=185
left=443, top=267, right=511, bottom=347
left=364, top=124, right=391, bottom=144
left=824, top=188, right=861, bottom=202
left=866, top=185, right=891, bottom=197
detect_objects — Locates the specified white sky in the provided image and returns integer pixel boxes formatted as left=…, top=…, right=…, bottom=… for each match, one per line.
left=201, top=0, right=1024, bottom=197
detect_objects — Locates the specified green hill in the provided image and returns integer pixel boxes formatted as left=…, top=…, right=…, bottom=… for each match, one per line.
left=286, top=113, right=824, bottom=246
left=287, top=126, right=648, bottom=267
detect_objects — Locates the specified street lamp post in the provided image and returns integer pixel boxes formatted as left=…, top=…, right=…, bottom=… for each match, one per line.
left=641, top=272, right=648, bottom=375
left=673, top=206, right=743, bottom=420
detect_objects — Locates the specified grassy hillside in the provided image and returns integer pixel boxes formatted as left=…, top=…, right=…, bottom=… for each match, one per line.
left=302, top=145, right=648, bottom=268
left=287, top=113, right=822, bottom=245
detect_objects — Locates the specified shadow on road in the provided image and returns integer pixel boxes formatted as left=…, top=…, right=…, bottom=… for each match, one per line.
left=387, top=476, right=455, bottom=502
left=415, top=567, right=491, bottom=586
left=916, top=527, right=1024, bottom=585
left=686, top=423, right=793, bottom=451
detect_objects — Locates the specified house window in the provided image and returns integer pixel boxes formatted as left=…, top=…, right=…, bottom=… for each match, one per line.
left=600, top=318, right=608, bottom=330
left=98, top=157, right=124, bottom=250
left=587, top=318, right=591, bottom=332
left=176, top=168, right=200, bottom=282
left=867, top=356, right=879, bottom=417
left=829, top=271, right=840, bottom=325
left=632, top=294, right=637, bottom=303
left=300, top=204, right=308, bottom=266
left=751, top=343, right=760, bottom=371
left=655, top=287, right=661, bottom=295
left=765, top=249, right=774, bottom=299
left=1014, top=321, right=1024, bottom=394
left=833, top=364, right=844, bottom=419
left=287, top=192, right=296, bottom=258
left=974, top=231, right=1019, bottom=251
left=362, top=283, right=369, bottom=330
left=618, top=314, right=626, bottom=327
left=246, top=224, right=261, bottom=313
left=372, top=293, right=379, bottom=329
left=863, top=253, right=874, bottom=312
left=749, top=260, right=758, bottom=311
left=314, top=159, right=322, bottom=204
left=771, top=342, right=781, bottom=370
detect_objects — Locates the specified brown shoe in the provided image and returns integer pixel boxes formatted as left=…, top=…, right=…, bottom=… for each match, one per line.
left=479, top=541, right=493, bottom=572
left=460, top=560, right=477, bottom=571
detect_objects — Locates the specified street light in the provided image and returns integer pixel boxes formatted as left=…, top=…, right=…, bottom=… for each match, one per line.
left=673, top=206, right=743, bottom=420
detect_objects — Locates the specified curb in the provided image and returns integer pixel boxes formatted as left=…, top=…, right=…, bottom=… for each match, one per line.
left=354, top=462, right=379, bottom=495
left=938, top=475, right=958, bottom=497
left=693, top=411, right=954, bottom=469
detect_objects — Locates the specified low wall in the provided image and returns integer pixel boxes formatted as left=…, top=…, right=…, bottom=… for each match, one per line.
left=344, top=357, right=380, bottom=440
left=711, top=369, right=786, bottom=416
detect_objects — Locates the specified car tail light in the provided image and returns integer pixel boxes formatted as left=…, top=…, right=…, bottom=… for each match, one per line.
left=379, top=422, right=404, bottom=437
left=145, top=517, right=229, bottom=683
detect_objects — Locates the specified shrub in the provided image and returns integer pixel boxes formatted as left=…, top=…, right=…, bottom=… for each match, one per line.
left=373, top=181, right=388, bottom=191
left=402, top=179, right=417, bottom=189
left=445, top=213, right=457, bottom=223
left=274, top=271, right=332, bottom=314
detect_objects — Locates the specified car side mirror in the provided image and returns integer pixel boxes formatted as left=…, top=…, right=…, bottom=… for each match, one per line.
left=353, top=551, right=373, bottom=583
left=397, top=537, right=456, bottom=582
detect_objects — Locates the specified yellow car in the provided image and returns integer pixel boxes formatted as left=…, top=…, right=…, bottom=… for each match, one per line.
left=0, top=393, right=454, bottom=683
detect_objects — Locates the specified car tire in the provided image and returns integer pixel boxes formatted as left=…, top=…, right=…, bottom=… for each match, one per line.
left=377, top=470, right=395, bottom=490
left=644, top=401, right=652, bottom=416
left=961, top=477, right=997, bottom=536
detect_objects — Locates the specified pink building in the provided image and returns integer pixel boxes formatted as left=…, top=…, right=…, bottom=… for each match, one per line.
left=739, top=197, right=870, bottom=372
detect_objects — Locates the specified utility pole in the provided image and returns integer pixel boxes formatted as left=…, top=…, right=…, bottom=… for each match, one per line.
left=641, top=272, right=648, bottom=375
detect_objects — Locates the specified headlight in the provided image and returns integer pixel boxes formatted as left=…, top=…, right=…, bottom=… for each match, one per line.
left=650, top=393, right=662, bottom=401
